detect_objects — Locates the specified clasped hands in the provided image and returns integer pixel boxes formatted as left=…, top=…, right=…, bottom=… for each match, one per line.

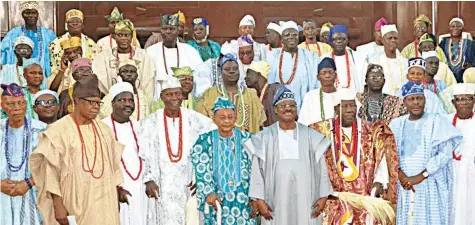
left=1, top=179, right=30, bottom=196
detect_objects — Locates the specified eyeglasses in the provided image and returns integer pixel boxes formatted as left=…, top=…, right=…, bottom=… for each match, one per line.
left=16, top=48, right=32, bottom=53
left=275, top=104, right=297, bottom=109
left=454, top=97, right=474, bottom=102
left=35, top=100, right=58, bottom=107
left=80, top=98, right=104, bottom=107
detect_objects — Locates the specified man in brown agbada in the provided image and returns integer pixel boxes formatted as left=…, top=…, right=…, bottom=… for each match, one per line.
left=30, top=77, right=126, bottom=225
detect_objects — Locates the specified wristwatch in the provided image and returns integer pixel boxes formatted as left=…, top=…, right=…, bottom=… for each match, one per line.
left=422, top=171, right=429, bottom=178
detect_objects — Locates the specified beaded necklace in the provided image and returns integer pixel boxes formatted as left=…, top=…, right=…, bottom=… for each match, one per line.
left=319, top=88, right=336, bottom=121
left=278, top=49, right=299, bottom=85
left=162, top=44, right=179, bottom=75
left=16, top=65, right=25, bottom=87
left=452, top=113, right=474, bottom=160
left=4, top=118, right=30, bottom=172
left=332, top=119, right=358, bottom=157
left=331, top=51, right=351, bottom=88
left=259, top=83, right=269, bottom=102
left=305, top=40, right=322, bottom=56
left=111, top=116, right=143, bottom=180
left=448, top=38, right=464, bottom=66
left=72, top=115, right=105, bottom=179
left=21, top=25, right=42, bottom=61
left=163, top=108, right=183, bottom=163
left=220, top=84, right=246, bottom=128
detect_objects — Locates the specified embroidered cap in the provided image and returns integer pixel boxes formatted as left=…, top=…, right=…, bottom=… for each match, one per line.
left=413, top=15, right=432, bottom=27
left=381, top=24, right=398, bottom=36
left=320, top=22, right=333, bottom=34
left=279, top=21, right=299, bottom=34
left=239, top=15, right=255, bottom=28
left=1, top=83, right=24, bottom=97
left=33, top=90, right=59, bottom=103
left=105, top=7, right=123, bottom=21
left=212, top=96, right=236, bottom=113
left=266, top=22, right=281, bottom=35
left=20, top=1, right=39, bottom=13
left=419, top=33, right=436, bottom=46
left=219, top=53, right=238, bottom=70
left=248, top=61, right=271, bottom=79
left=408, top=57, right=426, bottom=71
left=160, top=14, right=179, bottom=26
left=60, top=37, right=82, bottom=50
left=171, top=66, right=194, bottom=77
left=273, top=85, right=295, bottom=106
left=14, top=36, right=34, bottom=49
left=161, top=77, right=182, bottom=92
left=237, top=34, right=254, bottom=47
left=109, top=82, right=134, bottom=100
left=401, top=82, right=424, bottom=99
left=66, top=9, right=83, bottom=22
left=374, top=17, right=388, bottom=30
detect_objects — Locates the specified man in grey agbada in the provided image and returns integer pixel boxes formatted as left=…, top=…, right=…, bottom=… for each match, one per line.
left=244, top=86, right=333, bottom=225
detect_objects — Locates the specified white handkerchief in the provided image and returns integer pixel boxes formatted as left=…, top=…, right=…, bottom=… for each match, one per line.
left=67, top=216, right=78, bottom=225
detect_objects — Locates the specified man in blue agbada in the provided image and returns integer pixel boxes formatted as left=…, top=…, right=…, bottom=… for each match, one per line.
left=266, top=20, right=321, bottom=111
left=0, top=83, right=47, bottom=225
left=192, top=96, right=256, bottom=225
left=389, top=82, right=462, bottom=225
left=1, top=1, right=56, bottom=78
left=244, top=86, right=333, bottom=225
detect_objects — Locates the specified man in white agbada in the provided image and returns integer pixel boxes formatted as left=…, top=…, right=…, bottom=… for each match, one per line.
left=221, top=15, right=267, bottom=62
left=244, top=86, right=333, bottom=225
left=92, top=19, right=155, bottom=96
left=445, top=83, right=475, bottom=225
left=266, top=20, right=321, bottom=111
left=264, top=22, right=282, bottom=60
left=139, top=77, right=215, bottom=225
left=322, top=25, right=363, bottom=93
left=363, top=24, right=408, bottom=95
left=102, top=82, right=147, bottom=225
left=147, top=14, right=203, bottom=99
left=299, top=57, right=340, bottom=126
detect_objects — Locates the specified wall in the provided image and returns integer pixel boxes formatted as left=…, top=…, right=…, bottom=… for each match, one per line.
left=53, top=1, right=474, bottom=50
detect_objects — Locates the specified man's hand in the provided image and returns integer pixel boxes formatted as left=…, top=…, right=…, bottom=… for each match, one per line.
left=145, top=181, right=160, bottom=199
left=188, top=182, right=196, bottom=196
left=399, top=170, right=415, bottom=192
left=10, top=180, right=29, bottom=196
left=370, top=182, right=384, bottom=198
left=248, top=200, right=259, bottom=218
left=53, top=195, right=69, bottom=225
left=312, top=197, right=327, bottom=218
left=405, top=174, right=425, bottom=188
left=206, top=193, right=222, bottom=211
left=1, top=180, right=16, bottom=196
left=60, top=54, right=68, bottom=71
left=256, top=199, right=273, bottom=220
left=118, top=188, right=132, bottom=205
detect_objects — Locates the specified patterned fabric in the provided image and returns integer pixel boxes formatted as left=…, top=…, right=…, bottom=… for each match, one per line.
left=105, top=7, right=123, bottom=21
left=272, top=85, right=295, bottom=106
left=49, top=33, right=97, bottom=77
left=401, top=42, right=448, bottom=64
left=309, top=119, right=399, bottom=224
left=196, top=86, right=266, bottom=134
left=160, top=14, right=179, bottom=26
left=187, top=40, right=221, bottom=62
left=0, top=118, right=47, bottom=225
left=212, top=96, right=235, bottom=113
left=138, top=108, right=215, bottom=225
left=1, top=83, right=24, bottom=96
left=439, top=37, right=475, bottom=82
left=389, top=114, right=462, bottom=225
left=357, top=93, right=408, bottom=125
left=401, top=82, right=424, bottom=98
left=191, top=129, right=256, bottom=225
left=1, top=26, right=57, bottom=77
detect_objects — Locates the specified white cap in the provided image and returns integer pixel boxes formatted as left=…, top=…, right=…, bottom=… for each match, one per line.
left=239, top=15, right=255, bottom=27
left=381, top=24, right=398, bottom=36
left=109, top=82, right=134, bottom=100
left=452, top=83, right=475, bottom=98
left=449, top=17, right=464, bottom=26
left=32, top=90, right=59, bottom=103
left=279, top=21, right=298, bottom=34
left=266, top=22, right=281, bottom=35
left=14, top=36, right=34, bottom=48
left=422, top=51, right=438, bottom=60
left=161, top=77, right=182, bottom=92
left=332, top=88, right=357, bottom=106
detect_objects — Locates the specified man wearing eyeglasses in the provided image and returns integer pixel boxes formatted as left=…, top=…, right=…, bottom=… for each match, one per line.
left=30, top=73, right=125, bottom=225
left=93, top=19, right=155, bottom=98
left=57, top=58, right=103, bottom=119
left=32, top=90, right=59, bottom=125
left=445, top=83, right=475, bottom=225
left=244, top=86, right=333, bottom=225
left=1, top=36, right=36, bottom=87
left=0, top=83, right=47, bottom=225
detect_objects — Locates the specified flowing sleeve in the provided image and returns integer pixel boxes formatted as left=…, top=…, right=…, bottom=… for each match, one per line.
left=191, top=133, right=216, bottom=212
left=195, top=88, right=214, bottom=119
left=138, top=115, right=161, bottom=183
left=425, top=116, right=462, bottom=175
left=29, top=129, right=67, bottom=224
left=317, top=157, right=334, bottom=198
left=140, top=52, right=157, bottom=99
left=192, top=60, right=214, bottom=97
left=1, top=28, right=20, bottom=65
left=248, top=156, right=266, bottom=200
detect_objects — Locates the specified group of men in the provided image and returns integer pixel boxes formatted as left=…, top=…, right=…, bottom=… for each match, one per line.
left=1, top=1, right=475, bottom=225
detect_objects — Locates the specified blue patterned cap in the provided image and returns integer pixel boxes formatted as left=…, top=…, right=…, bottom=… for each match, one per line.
left=22, top=58, right=41, bottom=69
left=273, top=85, right=295, bottom=106
left=401, top=81, right=424, bottom=99
left=219, top=53, right=238, bottom=70
left=212, top=96, right=235, bottom=113
left=1, top=83, right=24, bottom=97
left=318, top=57, right=337, bottom=74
